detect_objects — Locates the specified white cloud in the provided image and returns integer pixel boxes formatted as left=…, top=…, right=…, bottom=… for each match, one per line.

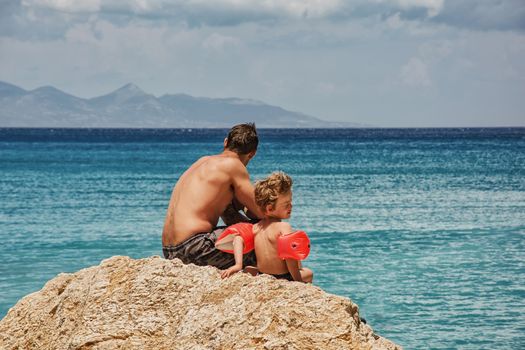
left=418, top=41, right=452, bottom=63
left=400, top=57, right=431, bottom=87
left=395, top=0, right=444, bottom=17
left=23, top=0, right=101, bottom=12
left=202, top=33, right=240, bottom=51
left=317, top=82, right=337, bottom=94
left=371, top=0, right=444, bottom=18
left=386, top=12, right=404, bottom=29
left=17, top=0, right=524, bottom=34
left=3, top=0, right=525, bottom=127
left=257, top=0, right=342, bottom=18
left=21, top=0, right=342, bottom=18
left=64, top=21, right=99, bottom=44
left=130, top=0, right=160, bottom=13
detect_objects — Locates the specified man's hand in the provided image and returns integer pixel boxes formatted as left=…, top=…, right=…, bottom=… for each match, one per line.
left=221, top=264, right=243, bottom=279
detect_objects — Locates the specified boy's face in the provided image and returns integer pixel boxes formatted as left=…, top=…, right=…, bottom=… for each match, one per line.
left=268, top=191, right=292, bottom=219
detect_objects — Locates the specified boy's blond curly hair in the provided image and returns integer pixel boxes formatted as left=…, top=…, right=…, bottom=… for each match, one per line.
left=254, top=171, right=293, bottom=211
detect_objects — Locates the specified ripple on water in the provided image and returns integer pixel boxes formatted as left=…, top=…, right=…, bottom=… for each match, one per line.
left=1, top=129, right=524, bottom=349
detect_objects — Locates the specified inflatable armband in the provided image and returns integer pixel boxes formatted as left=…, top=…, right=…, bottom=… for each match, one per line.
left=277, top=231, right=310, bottom=260
left=215, top=222, right=254, bottom=254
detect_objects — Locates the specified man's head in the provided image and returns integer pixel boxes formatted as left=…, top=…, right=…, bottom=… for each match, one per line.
left=255, top=171, right=293, bottom=219
left=224, top=123, right=258, bottom=156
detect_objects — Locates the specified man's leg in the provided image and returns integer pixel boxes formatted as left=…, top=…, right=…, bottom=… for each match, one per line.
left=163, top=229, right=237, bottom=269
left=164, top=228, right=256, bottom=270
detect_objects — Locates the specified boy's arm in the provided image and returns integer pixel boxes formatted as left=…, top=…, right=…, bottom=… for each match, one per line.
left=272, top=223, right=303, bottom=282
left=220, top=235, right=244, bottom=279
left=285, top=259, right=304, bottom=282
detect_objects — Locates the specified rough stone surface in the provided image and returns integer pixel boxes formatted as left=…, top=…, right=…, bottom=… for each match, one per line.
left=0, top=256, right=402, bottom=350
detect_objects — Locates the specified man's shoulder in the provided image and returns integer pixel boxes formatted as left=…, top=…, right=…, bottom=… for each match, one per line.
left=213, top=155, right=246, bottom=172
left=193, top=154, right=238, bottom=170
left=191, top=155, right=211, bottom=167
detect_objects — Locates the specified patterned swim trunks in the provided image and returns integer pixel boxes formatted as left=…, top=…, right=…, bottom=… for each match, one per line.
left=162, top=227, right=256, bottom=270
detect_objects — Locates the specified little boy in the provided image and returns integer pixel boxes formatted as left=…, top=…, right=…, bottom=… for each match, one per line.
left=253, top=171, right=313, bottom=283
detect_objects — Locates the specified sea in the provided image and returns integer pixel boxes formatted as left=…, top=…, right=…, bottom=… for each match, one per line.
left=0, top=127, right=524, bottom=349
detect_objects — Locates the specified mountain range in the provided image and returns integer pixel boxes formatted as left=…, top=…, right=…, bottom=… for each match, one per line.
left=0, top=81, right=359, bottom=128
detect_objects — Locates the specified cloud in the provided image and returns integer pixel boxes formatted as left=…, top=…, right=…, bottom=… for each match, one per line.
left=400, top=57, right=431, bottom=87
left=64, top=22, right=99, bottom=44
left=432, top=0, right=525, bottom=32
left=386, top=12, right=404, bottom=29
left=21, top=0, right=343, bottom=20
left=0, top=0, right=522, bottom=45
left=24, top=0, right=101, bottom=12
left=1, top=0, right=524, bottom=127
left=0, top=0, right=71, bottom=40
left=418, top=41, right=452, bottom=63
left=15, top=0, right=523, bottom=31
left=202, top=33, right=240, bottom=51
left=386, top=0, right=444, bottom=17
left=347, top=1, right=524, bottom=32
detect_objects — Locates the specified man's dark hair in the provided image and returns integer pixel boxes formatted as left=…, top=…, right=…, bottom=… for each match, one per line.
left=226, top=123, right=258, bottom=154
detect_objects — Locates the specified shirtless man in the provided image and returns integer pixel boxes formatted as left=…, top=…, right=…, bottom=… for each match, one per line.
left=162, top=123, right=263, bottom=271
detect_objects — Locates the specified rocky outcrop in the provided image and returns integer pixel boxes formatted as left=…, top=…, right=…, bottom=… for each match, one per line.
left=0, top=256, right=401, bottom=349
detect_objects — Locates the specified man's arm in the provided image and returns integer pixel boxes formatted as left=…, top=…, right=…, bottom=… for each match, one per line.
left=230, top=162, right=264, bottom=219
left=221, top=202, right=251, bottom=225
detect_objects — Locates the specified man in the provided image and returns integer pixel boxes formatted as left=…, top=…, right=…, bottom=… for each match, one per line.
left=162, top=123, right=263, bottom=273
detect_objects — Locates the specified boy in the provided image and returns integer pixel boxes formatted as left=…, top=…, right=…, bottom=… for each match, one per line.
left=253, top=171, right=313, bottom=283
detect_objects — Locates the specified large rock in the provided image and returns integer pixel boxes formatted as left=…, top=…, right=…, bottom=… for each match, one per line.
left=0, top=256, right=401, bottom=349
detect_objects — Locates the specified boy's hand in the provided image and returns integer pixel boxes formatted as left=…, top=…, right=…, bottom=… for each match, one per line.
left=221, top=264, right=242, bottom=279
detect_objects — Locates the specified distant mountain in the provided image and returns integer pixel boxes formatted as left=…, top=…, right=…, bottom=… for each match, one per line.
left=0, top=81, right=361, bottom=128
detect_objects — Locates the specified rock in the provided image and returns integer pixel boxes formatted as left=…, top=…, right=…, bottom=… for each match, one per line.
left=0, top=256, right=402, bottom=349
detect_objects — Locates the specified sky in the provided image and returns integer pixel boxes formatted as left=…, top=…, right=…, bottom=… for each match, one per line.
left=1, top=0, right=524, bottom=127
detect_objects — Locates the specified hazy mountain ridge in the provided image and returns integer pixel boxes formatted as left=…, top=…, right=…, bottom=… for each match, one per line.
left=0, top=81, right=360, bottom=128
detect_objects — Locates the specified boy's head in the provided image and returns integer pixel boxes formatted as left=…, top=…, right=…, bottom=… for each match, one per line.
left=254, top=171, right=293, bottom=219
left=224, top=123, right=258, bottom=156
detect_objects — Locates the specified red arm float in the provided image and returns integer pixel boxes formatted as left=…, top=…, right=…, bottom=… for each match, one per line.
left=215, top=222, right=255, bottom=254
left=277, top=230, right=311, bottom=260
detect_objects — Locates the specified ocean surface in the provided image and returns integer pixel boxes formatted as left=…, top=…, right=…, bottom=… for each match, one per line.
left=0, top=128, right=524, bottom=349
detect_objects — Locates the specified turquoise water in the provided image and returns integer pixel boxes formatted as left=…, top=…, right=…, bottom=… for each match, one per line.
left=1, top=128, right=524, bottom=349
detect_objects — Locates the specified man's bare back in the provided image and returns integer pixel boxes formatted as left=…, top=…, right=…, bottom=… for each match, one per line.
left=162, top=150, right=261, bottom=246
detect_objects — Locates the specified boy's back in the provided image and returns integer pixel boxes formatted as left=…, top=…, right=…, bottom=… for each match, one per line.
left=253, top=221, right=291, bottom=275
